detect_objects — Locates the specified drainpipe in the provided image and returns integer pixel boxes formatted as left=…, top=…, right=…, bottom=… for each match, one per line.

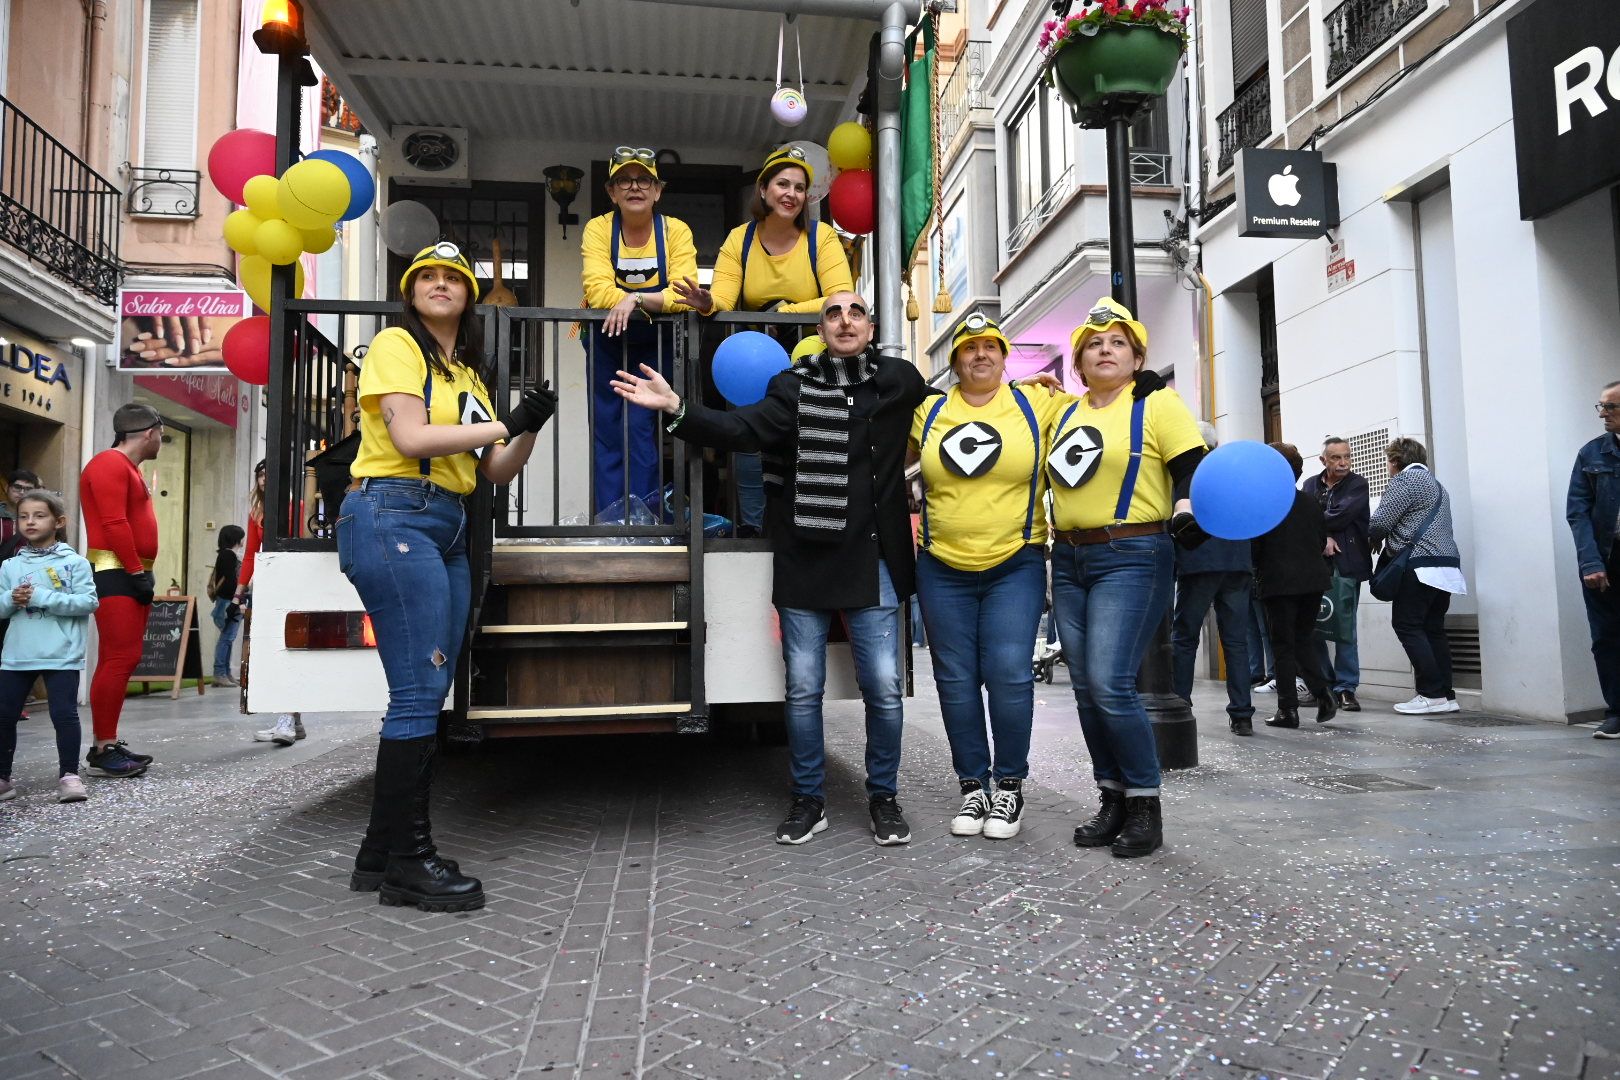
left=874, top=2, right=907, bottom=358
left=80, top=0, right=109, bottom=172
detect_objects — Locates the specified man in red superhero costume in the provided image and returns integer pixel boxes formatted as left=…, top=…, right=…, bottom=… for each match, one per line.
left=79, top=403, right=163, bottom=777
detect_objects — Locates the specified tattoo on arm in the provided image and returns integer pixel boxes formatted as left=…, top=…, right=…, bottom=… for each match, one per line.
left=382, top=406, right=396, bottom=428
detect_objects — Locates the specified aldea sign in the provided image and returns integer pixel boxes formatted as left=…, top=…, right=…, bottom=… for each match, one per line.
left=1235, top=148, right=1340, bottom=239
left=1508, top=0, right=1620, bottom=220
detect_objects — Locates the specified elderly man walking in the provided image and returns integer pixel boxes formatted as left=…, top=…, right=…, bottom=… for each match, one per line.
left=613, top=292, right=932, bottom=844
left=1569, top=380, right=1620, bottom=739
left=1303, top=436, right=1371, bottom=711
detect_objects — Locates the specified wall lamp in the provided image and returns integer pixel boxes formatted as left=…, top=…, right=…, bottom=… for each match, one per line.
left=543, top=165, right=584, bottom=237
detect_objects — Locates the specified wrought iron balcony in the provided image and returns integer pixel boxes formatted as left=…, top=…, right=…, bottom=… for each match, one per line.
left=1325, top=0, right=1427, bottom=85
left=1216, top=71, right=1271, bottom=174
left=1129, top=150, right=1172, bottom=187
left=939, top=41, right=988, bottom=152
left=125, top=166, right=201, bottom=219
left=1008, top=164, right=1075, bottom=256
left=0, top=96, right=120, bottom=304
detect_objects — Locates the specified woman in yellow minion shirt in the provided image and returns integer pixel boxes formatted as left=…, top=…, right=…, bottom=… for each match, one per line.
left=912, top=313, right=1067, bottom=842
left=340, top=242, right=556, bottom=914
left=582, top=147, right=698, bottom=514
left=1046, top=298, right=1207, bottom=860
left=674, top=145, right=852, bottom=530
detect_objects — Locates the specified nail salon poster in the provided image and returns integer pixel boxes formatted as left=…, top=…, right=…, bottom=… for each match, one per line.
left=116, top=288, right=250, bottom=373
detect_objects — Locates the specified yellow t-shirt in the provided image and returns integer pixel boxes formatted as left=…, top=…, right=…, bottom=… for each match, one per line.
left=580, top=212, right=699, bottom=311
left=1047, top=387, right=1204, bottom=531
left=708, top=221, right=854, bottom=313
left=911, top=384, right=1067, bottom=572
left=351, top=327, right=499, bottom=496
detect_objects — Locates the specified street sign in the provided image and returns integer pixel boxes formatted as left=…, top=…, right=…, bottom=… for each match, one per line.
left=1235, top=148, right=1340, bottom=239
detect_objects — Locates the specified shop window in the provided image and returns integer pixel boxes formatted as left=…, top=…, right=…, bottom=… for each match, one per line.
left=137, top=0, right=200, bottom=217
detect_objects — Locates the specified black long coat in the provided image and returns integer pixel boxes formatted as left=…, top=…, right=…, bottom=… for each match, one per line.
left=1251, top=489, right=1331, bottom=599
left=671, top=348, right=931, bottom=610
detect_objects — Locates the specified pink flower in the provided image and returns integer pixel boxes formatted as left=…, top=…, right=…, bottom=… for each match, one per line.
left=1044, top=19, right=1057, bottom=30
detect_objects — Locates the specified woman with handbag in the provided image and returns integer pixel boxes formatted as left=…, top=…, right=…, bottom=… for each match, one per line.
left=1368, top=437, right=1465, bottom=715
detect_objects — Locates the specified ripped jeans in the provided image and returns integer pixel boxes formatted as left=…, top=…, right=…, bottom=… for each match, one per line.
left=777, top=561, right=905, bottom=801
left=337, top=478, right=470, bottom=740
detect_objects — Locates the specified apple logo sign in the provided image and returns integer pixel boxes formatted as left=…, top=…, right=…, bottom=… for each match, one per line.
left=1269, top=165, right=1303, bottom=207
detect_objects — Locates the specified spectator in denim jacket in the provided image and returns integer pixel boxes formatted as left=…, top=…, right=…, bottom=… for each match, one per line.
left=1568, top=380, right=1620, bottom=739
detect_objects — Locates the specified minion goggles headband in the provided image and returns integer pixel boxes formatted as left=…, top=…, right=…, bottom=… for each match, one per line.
left=951, top=312, right=1009, bottom=352
left=400, top=241, right=481, bottom=303
left=609, top=147, right=661, bottom=181
left=761, top=145, right=813, bottom=183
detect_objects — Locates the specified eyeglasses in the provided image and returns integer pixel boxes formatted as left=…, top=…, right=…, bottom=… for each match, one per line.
left=612, top=146, right=655, bottom=164
left=1597, top=402, right=1620, bottom=414
left=612, top=175, right=656, bottom=190
left=822, top=302, right=868, bottom=322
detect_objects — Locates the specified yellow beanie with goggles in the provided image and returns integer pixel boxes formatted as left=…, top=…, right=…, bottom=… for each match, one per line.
left=400, top=241, right=481, bottom=303
left=950, top=312, right=1011, bottom=358
left=1070, top=296, right=1148, bottom=355
left=761, top=145, right=814, bottom=184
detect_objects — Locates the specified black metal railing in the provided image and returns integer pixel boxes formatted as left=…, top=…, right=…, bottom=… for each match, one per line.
left=1325, top=0, right=1426, bottom=85
left=1217, top=71, right=1271, bottom=174
left=0, top=96, right=121, bottom=303
left=124, top=165, right=201, bottom=219
left=940, top=41, right=988, bottom=151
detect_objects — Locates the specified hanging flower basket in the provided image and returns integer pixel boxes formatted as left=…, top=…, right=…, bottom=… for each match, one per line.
left=1040, top=2, right=1189, bottom=125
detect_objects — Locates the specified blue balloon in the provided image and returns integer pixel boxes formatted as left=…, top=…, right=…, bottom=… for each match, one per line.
left=306, top=148, right=375, bottom=222
left=713, top=331, right=790, bottom=407
left=1190, top=440, right=1297, bottom=540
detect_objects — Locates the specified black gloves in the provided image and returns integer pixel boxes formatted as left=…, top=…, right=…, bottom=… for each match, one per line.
left=130, top=570, right=156, bottom=606
left=503, top=381, right=557, bottom=439
left=1132, top=369, right=1166, bottom=399
left=1169, top=511, right=1210, bottom=551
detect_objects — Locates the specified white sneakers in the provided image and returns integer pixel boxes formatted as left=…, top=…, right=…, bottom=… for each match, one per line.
left=950, top=785, right=991, bottom=836
left=1254, top=678, right=1311, bottom=696
left=1393, top=694, right=1461, bottom=715
left=57, top=775, right=88, bottom=802
left=254, top=714, right=305, bottom=745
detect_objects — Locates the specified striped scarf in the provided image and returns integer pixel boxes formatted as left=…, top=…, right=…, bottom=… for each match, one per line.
left=762, top=348, right=878, bottom=536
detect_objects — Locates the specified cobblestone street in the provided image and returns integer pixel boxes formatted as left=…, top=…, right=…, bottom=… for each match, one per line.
left=0, top=670, right=1615, bottom=1080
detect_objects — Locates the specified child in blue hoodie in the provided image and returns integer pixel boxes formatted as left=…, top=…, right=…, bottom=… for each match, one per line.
left=0, top=490, right=99, bottom=804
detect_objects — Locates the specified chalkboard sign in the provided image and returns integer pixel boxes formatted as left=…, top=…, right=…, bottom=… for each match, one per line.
left=133, top=595, right=204, bottom=698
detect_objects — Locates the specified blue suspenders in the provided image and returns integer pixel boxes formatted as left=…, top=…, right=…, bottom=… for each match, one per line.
left=419, top=373, right=433, bottom=477
left=1050, top=395, right=1146, bottom=523
left=610, top=211, right=668, bottom=294
left=738, top=220, right=822, bottom=310
left=916, top=386, right=1042, bottom=550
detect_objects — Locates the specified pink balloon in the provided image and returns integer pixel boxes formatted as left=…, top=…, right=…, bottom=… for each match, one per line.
left=207, top=130, right=277, bottom=206
left=222, top=315, right=271, bottom=385
left=828, top=169, right=875, bottom=235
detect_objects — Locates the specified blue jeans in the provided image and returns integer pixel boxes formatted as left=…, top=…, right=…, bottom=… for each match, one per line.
left=211, top=596, right=241, bottom=677
left=1051, top=533, right=1173, bottom=796
left=0, top=669, right=80, bottom=777
left=916, top=547, right=1044, bottom=784
left=1583, top=554, right=1620, bottom=720
left=1311, top=577, right=1361, bottom=692
left=778, top=560, right=904, bottom=800
left=909, top=595, right=927, bottom=647
left=1170, top=571, right=1254, bottom=720
left=1247, top=593, right=1273, bottom=684
left=591, top=323, right=669, bottom=515
left=337, top=479, right=470, bottom=740
left=734, top=452, right=764, bottom=529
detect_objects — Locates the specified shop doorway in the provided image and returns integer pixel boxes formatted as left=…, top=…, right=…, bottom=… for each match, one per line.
left=1257, top=267, right=1280, bottom=442
left=146, top=418, right=191, bottom=596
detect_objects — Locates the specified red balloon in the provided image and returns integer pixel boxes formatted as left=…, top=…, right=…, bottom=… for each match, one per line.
left=222, top=315, right=271, bottom=386
left=828, top=169, right=875, bottom=234
left=207, top=129, right=276, bottom=205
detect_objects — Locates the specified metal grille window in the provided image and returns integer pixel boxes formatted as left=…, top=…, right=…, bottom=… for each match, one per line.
left=137, top=0, right=200, bottom=218
left=1006, top=82, right=1074, bottom=241
left=1350, top=426, right=1392, bottom=497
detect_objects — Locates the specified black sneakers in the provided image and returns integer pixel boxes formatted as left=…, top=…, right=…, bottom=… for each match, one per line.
left=84, top=743, right=147, bottom=778
left=1230, top=717, right=1254, bottom=736
left=949, top=779, right=990, bottom=836
left=1595, top=716, right=1620, bottom=739
left=1314, top=692, right=1338, bottom=724
left=869, top=796, right=911, bottom=846
left=775, top=795, right=827, bottom=845
left=982, top=778, right=1024, bottom=840
left=113, top=741, right=153, bottom=766
left=1336, top=690, right=1362, bottom=712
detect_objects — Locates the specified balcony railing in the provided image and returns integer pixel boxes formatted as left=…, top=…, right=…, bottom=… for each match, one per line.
left=939, top=40, right=988, bottom=151
left=125, top=166, right=201, bottom=219
left=0, top=96, right=120, bottom=304
left=1130, top=150, right=1172, bottom=187
left=1325, top=0, right=1427, bottom=85
left=1008, top=164, right=1075, bottom=256
left=1216, top=71, right=1271, bottom=174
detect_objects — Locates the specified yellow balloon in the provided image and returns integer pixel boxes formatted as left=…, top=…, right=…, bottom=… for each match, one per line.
left=790, top=335, right=825, bottom=363
left=242, top=174, right=280, bottom=220
left=223, top=209, right=262, bottom=256
left=827, top=122, right=872, bottom=172
left=240, top=254, right=305, bottom=312
left=301, top=225, right=338, bottom=254
left=254, top=218, right=304, bottom=265
left=277, top=159, right=349, bottom=230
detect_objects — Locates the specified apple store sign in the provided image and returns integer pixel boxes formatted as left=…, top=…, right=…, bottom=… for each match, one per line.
left=1508, top=0, right=1620, bottom=221
left=1235, top=148, right=1340, bottom=240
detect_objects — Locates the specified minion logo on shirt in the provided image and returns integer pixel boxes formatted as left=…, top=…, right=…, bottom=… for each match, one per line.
left=939, top=422, right=1003, bottom=478
left=616, top=255, right=661, bottom=289
left=459, top=392, right=493, bottom=460
left=1048, top=425, right=1105, bottom=488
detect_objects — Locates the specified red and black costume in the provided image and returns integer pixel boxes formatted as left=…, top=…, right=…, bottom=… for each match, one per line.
left=79, top=449, right=158, bottom=742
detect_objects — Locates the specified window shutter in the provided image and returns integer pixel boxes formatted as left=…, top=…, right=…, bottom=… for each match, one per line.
left=1229, top=0, right=1269, bottom=88
left=139, top=0, right=199, bottom=214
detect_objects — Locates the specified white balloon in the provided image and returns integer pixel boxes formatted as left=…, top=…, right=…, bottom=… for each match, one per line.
left=783, top=140, right=835, bottom=203
left=380, top=200, right=439, bottom=256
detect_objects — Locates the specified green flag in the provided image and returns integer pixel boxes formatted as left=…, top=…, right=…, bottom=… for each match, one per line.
left=900, top=19, right=936, bottom=263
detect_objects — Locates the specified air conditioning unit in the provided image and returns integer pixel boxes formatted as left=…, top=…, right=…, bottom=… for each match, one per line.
left=383, top=126, right=470, bottom=186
